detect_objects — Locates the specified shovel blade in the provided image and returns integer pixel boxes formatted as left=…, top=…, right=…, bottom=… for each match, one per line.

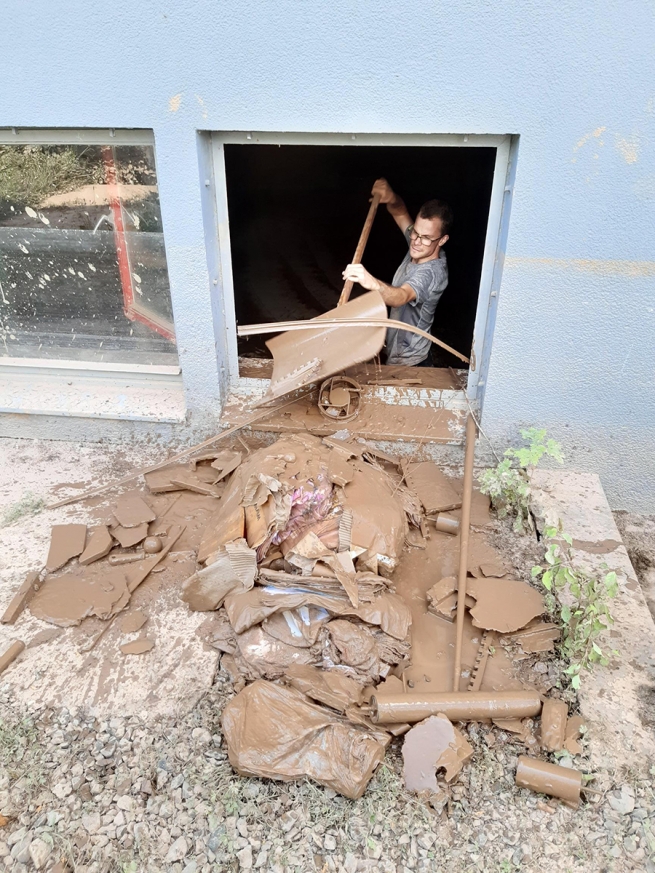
left=261, top=290, right=388, bottom=402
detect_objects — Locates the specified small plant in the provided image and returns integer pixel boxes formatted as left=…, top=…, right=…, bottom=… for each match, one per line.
left=532, top=526, right=618, bottom=690
left=479, top=427, right=563, bottom=532
left=0, top=491, right=45, bottom=527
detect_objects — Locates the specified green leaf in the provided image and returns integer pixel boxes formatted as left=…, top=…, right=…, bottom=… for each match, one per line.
left=571, top=673, right=581, bottom=689
left=562, top=532, right=573, bottom=546
left=542, top=570, right=553, bottom=591
left=531, top=566, right=543, bottom=577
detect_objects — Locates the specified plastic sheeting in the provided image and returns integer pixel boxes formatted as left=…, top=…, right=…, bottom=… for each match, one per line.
left=221, top=680, right=386, bottom=799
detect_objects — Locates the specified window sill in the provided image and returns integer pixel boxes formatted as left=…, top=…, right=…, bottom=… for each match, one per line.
left=0, top=364, right=186, bottom=423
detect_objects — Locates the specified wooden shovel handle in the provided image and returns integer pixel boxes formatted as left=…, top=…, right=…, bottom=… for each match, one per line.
left=338, top=192, right=381, bottom=306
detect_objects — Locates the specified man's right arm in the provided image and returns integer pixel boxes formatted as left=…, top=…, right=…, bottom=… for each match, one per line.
left=371, top=178, right=412, bottom=234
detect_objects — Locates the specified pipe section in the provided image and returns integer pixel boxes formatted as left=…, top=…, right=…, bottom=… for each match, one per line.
left=453, top=413, right=477, bottom=690
left=516, top=756, right=582, bottom=808
left=370, top=691, right=542, bottom=724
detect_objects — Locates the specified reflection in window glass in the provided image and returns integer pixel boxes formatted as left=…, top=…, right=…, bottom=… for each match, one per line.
left=0, top=142, right=178, bottom=365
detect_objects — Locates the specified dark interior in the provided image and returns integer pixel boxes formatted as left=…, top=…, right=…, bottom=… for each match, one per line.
left=225, top=144, right=496, bottom=368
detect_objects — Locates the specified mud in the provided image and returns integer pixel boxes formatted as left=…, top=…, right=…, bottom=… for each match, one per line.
left=403, top=461, right=462, bottom=515
left=540, top=698, right=568, bottom=751
left=112, top=523, right=148, bottom=548
left=120, top=638, right=155, bottom=655
left=120, top=610, right=148, bottom=633
left=45, top=524, right=87, bottom=572
left=402, top=714, right=473, bottom=791
left=564, top=714, right=586, bottom=754
left=466, top=577, right=545, bottom=633
left=372, top=691, right=543, bottom=724
left=79, top=525, right=114, bottom=565
left=515, top=755, right=582, bottom=807
left=113, top=494, right=156, bottom=528
left=30, top=569, right=130, bottom=627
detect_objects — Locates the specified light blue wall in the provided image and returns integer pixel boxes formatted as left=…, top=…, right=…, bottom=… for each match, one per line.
left=2, top=1, right=654, bottom=509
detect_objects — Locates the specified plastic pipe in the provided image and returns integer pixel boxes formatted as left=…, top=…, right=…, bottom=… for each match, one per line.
left=453, top=413, right=477, bottom=690
left=370, top=691, right=542, bottom=724
left=515, top=756, right=582, bottom=808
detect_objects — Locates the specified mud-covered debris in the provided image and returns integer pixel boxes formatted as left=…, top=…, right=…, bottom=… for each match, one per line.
left=45, top=523, right=87, bottom=572
left=402, top=713, right=473, bottom=791
left=113, top=494, right=156, bottom=528
left=221, top=679, right=386, bottom=799
left=79, top=525, right=114, bottom=565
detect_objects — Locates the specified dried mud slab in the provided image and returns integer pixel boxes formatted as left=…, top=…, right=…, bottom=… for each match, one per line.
left=27, top=628, right=64, bottom=648
left=402, top=461, right=461, bottom=515
left=30, top=569, right=130, bottom=627
left=114, top=494, right=156, bottom=528
left=467, top=577, right=544, bottom=633
left=402, top=713, right=473, bottom=791
left=113, top=523, right=149, bottom=549
left=120, top=638, right=154, bottom=655
left=79, top=525, right=114, bottom=565
left=120, top=610, right=148, bottom=634
left=564, top=715, right=586, bottom=755
left=45, top=524, right=87, bottom=572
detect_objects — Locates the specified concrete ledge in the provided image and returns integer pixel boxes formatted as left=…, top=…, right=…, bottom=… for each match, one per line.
left=530, top=470, right=655, bottom=769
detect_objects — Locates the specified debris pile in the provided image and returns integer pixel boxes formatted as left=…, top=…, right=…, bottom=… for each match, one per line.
left=1, top=430, right=589, bottom=808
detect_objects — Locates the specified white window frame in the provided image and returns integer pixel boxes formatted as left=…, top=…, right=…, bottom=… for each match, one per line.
left=209, top=130, right=514, bottom=410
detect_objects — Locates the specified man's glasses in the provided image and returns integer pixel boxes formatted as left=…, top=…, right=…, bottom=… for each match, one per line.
left=409, top=228, right=442, bottom=246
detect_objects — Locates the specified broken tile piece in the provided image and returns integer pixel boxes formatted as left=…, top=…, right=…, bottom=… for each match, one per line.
left=45, top=524, right=87, bottom=572
left=120, top=610, right=148, bottom=634
left=120, top=638, right=154, bottom=655
left=1, top=570, right=42, bottom=624
left=114, top=494, right=156, bottom=528
left=79, top=525, right=114, bottom=565
left=402, top=714, right=473, bottom=792
left=467, top=577, right=545, bottom=633
left=113, top=523, right=149, bottom=549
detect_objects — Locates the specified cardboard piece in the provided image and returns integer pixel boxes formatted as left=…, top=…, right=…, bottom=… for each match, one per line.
left=113, top=523, right=149, bottom=549
left=402, top=461, right=462, bottom=514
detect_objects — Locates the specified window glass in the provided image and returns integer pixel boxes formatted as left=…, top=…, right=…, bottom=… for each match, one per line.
left=0, top=141, right=177, bottom=366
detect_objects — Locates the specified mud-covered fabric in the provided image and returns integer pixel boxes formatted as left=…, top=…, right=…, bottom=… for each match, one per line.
left=385, top=226, right=448, bottom=366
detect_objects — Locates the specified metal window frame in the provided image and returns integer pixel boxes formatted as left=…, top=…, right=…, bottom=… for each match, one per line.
left=208, top=130, right=516, bottom=411
left=0, top=126, right=180, bottom=384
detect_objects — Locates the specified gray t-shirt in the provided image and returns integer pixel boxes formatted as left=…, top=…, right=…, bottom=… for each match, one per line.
left=385, top=226, right=448, bottom=366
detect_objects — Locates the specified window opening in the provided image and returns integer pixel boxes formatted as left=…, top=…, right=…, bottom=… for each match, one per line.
left=0, top=135, right=177, bottom=366
left=224, top=143, right=495, bottom=373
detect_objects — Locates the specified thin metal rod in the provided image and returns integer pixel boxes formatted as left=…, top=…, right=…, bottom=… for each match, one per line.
left=453, top=413, right=478, bottom=691
left=338, top=192, right=381, bottom=306
left=237, top=317, right=470, bottom=364
left=45, top=390, right=314, bottom=511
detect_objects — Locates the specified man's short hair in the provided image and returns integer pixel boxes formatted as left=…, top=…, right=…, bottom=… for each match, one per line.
left=417, top=199, right=454, bottom=237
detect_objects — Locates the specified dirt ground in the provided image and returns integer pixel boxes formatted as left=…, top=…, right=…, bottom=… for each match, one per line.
left=1, top=438, right=655, bottom=873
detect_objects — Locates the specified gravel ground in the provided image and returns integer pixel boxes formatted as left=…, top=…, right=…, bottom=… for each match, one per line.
left=2, top=644, right=655, bottom=873
left=2, top=448, right=655, bottom=872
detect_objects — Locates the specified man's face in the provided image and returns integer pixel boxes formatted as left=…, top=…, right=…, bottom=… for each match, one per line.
left=409, top=216, right=447, bottom=260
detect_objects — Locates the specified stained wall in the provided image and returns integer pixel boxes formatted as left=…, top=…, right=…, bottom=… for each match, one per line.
left=1, top=1, right=654, bottom=509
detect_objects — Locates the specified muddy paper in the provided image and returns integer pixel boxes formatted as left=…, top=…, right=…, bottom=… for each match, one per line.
left=181, top=539, right=257, bottom=611
left=285, top=664, right=363, bottom=712
left=221, top=679, right=386, bottom=799
left=236, top=626, right=317, bottom=678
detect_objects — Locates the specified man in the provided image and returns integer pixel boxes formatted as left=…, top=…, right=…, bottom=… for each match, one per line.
left=342, top=178, right=452, bottom=367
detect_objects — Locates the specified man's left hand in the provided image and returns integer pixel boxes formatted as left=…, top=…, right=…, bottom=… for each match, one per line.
left=342, top=263, right=377, bottom=291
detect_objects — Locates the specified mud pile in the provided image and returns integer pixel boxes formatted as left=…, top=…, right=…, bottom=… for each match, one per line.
left=2, top=431, right=586, bottom=805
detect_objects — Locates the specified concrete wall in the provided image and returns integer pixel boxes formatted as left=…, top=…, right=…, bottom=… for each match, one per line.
left=1, top=1, right=654, bottom=510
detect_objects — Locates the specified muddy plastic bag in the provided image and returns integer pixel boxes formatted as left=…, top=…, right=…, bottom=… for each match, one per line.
left=221, top=679, right=386, bottom=799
